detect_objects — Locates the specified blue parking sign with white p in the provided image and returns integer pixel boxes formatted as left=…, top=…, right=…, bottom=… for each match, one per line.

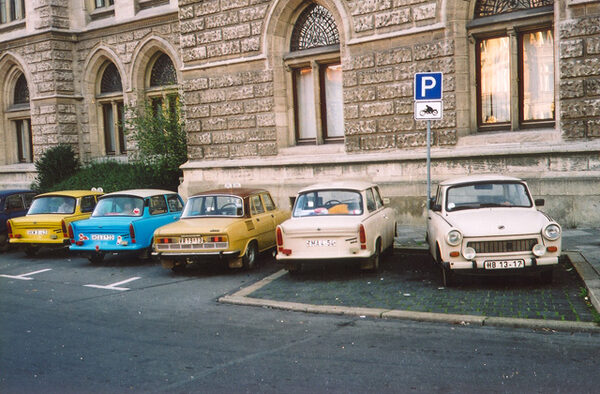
left=414, top=72, right=443, bottom=100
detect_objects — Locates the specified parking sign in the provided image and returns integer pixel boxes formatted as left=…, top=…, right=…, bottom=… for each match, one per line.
left=414, top=72, right=443, bottom=100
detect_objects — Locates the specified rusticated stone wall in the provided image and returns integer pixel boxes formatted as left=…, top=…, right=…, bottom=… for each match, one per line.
left=343, top=38, right=457, bottom=152
left=33, top=0, right=70, bottom=30
left=184, top=69, right=277, bottom=159
left=559, top=0, right=600, bottom=139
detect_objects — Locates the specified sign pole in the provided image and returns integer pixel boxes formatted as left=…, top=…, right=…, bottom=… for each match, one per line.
left=426, top=119, right=431, bottom=202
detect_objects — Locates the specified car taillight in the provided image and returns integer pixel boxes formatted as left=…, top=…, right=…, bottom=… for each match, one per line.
left=209, top=236, right=226, bottom=242
left=7, top=221, right=12, bottom=238
left=276, top=226, right=283, bottom=248
left=129, top=223, right=136, bottom=244
left=157, top=238, right=171, bottom=244
left=359, top=224, right=366, bottom=250
left=68, top=224, right=75, bottom=243
left=61, top=220, right=68, bottom=238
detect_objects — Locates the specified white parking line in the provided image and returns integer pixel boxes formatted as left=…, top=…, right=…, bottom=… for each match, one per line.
left=84, top=277, right=141, bottom=291
left=0, top=268, right=53, bottom=281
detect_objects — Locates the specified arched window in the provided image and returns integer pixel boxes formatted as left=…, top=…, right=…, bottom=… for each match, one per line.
left=470, top=0, right=554, bottom=131
left=97, top=62, right=125, bottom=155
left=10, top=72, right=32, bottom=162
left=146, top=52, right=178, bottom=117
left=286, top=4, right=342, bottom=145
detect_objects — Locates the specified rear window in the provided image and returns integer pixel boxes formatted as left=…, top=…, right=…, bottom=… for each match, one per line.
left=93, top=196, right=144, bottom=217
left=293, top=190, right=363, bottom=217
left=182, top=195, right=243, bottom=217
left=28, top=196, right=76, bottom=214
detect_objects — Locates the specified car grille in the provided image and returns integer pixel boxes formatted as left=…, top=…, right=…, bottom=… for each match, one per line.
left=466, top=238, right=538, bottom=254
left=156, top=242, right=228, bottom=250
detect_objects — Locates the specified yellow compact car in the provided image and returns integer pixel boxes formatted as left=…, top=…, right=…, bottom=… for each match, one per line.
left=154, top=188, right=290, bottom=271
left=8, top=190, right=104, bottom=256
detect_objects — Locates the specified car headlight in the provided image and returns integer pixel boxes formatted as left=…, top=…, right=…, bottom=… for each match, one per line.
left=533, top=244, right=546, bottom=257
left=446, top=230, right=462, bottom=246
left=463, top=247, right=476, bottom=260
left=543, top=224, right=561, bottom=241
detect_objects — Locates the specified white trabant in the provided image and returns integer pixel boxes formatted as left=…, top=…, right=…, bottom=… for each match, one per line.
left=427, top=175, right=562, bottom=286
left=276, top=181, right=396, bottom=272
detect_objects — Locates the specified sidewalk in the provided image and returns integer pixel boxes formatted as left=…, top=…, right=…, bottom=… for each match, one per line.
left=220, top=226, right=600, bottom=333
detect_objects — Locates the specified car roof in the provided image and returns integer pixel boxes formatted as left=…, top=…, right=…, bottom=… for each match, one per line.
left=190, top=188, right=268, bottom=198
left=440, top=175, right=525, bottom=186
left=36, top=190, right=104, bottom=198
left=100, top=189, right=177, bottom=199
left=298, top=181, right=378, bottom=193
left=0, top=189, right=33, bottom=197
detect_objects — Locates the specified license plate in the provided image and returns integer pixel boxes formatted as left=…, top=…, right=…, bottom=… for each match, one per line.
left=306, top=239, right=336, bottom=247
left=484, top=259, right=525, bottom=269
left=180, top=237, right=202, bottom=244
left=91, top=234, right=115, bottom=241
left=27, top=229, right=47, bottom=235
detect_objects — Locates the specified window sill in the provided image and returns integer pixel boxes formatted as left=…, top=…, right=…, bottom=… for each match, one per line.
left=90, top=7, right=115, bottom=21
left=0, top=19, right=25, bottom=34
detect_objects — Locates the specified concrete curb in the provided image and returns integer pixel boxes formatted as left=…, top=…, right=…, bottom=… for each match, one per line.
left=566, top=251, right=600, bottom=315
left=219, top=268, right=600, bottom=333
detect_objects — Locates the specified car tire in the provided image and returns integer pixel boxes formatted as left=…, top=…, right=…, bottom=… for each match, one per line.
left=88, top=252, right=104, bottom=264
left=171, top=264, right=186, bottom=273
left=363, top=239, right=381, bottom=272
left=242, top=241, right=258, bottom=270
left=139, top=241, right=154, bottom=261
left=441, top=266, right=454, bottom=287
left=24, top=245, right=39, bottom=257
left=0, top=232, right=9, bottom=252
left=285, top=262, right=301, bottom=275
left=540, top=269, right=553, bottom=284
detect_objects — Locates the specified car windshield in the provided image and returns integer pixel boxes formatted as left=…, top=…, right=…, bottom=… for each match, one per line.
left=182, top=195, right=244, bottom=217
left=92, top=196, right=144, bottom=217
left=446, top=182, right=532, bottom=212
left=293, top=190, right=363, bottom=217
left=28, top=196, right=76, bottom=214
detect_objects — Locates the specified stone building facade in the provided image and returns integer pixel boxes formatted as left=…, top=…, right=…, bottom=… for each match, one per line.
left=1, top=0, right=599, bottom=227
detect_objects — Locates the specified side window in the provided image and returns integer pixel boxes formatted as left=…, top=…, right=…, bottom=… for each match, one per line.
left=80, top=195, right=98, bottom=213
left=261, top=193, right=276, bottom=211
left=250, top=195, right=265, bottom=215
left=23, top=193, right=35, bottom=209
left=149, top=195, right=168, bottom=215
left=373, top=187, right=384, bottom=209
left=366, top=189, right=376, bottom=213
left=5, top=194, right=24, bottom=210
left=167, top=194, right=183, bottom=212
left=435, top=187, right=443, bottom=206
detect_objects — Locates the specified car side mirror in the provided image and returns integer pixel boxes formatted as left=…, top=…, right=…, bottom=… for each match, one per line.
left=383, top=197, right=390, bottom=205
left=535, top=198, right=545, bottom=207
left=429, top=197, right=441, bottom=212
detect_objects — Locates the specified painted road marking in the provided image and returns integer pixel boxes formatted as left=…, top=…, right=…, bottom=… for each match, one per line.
left=84, top=277, right=141, bottom=291
left=0, top=268, right=52, bottom=281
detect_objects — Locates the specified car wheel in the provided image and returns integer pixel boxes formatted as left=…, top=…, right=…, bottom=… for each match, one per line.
left=88, top=252, right=104, bottom=264
left=0, top=232, right=9, bottom=252
left=140, top=241, right=154, bottom=261
left=441, top=266, right=454, bottom=287
left=242, top=241, right=258, bottom=270
left=171, top=264, right=186, bottom=273
left=24, top=245, right=39, bottom=257
left=285, top=262, right=301, bottom=275
left=363, top=239, right=381, bottom=272
left=540, top=269, right=553, bottom=284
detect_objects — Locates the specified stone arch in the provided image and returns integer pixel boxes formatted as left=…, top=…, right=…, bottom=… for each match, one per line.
left=81, top=46, right=127, bottom=160
left=129, top=36, right=181, bottom=97
left=0, top=52, right=33, bottom=165
left=264, top=0, right=349, bottom=148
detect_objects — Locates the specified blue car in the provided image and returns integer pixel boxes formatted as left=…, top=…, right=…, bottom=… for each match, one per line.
left=68, top=189, right=184, bottom=263
left=0, top=189, right=36, bottom=251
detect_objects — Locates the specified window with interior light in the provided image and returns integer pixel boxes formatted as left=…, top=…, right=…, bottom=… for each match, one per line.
left=286, top=3, right=342, bottom=145
left=471, top=0, right=554, bottom=131
left=97, top=62, right=125, bottom=155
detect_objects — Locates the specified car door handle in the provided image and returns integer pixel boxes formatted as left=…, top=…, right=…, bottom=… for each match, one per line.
left=256, top=218, right=260, bottom=222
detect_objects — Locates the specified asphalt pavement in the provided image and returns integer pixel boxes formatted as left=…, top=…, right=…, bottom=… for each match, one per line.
left=221, top=226, right=600, bottom=332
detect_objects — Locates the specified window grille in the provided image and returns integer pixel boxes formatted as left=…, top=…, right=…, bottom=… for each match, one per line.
left=100, top=63, right=123, bottom=94
left=290, top=4, right=339, bottom=51
left=150, top=53, right=177, bottom=87
left=474, top=0, right=553, bottom=17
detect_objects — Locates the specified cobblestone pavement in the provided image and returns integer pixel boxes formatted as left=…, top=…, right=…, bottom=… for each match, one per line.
left=250, top=252, right=597, bottom=322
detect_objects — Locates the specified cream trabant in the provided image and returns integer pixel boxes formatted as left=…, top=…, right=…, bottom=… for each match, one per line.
left=276, top=181, right=396, bottom=272
left=427, top=175, right=562, bottom=286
